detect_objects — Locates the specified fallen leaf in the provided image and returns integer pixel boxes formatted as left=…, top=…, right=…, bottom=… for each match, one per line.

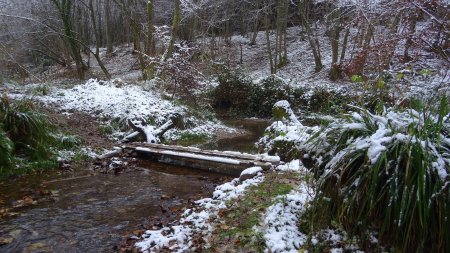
left=23, top=196, right=37, bottom=205
left=132, top=230, right=144, bottom=236
left=220, top=224, right=230, bottom=230
left=0, top=237, right=13, bottom=245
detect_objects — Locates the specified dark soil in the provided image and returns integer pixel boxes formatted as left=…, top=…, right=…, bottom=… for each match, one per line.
left=46, top=108, right=114, bottom=149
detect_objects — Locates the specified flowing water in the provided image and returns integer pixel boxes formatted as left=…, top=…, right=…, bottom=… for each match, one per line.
left=0, top=119, right=270, bottom=253
left=204, top=118, right=270, bottom=153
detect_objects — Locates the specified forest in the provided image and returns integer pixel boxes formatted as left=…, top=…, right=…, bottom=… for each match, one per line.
left=0, top=0, right=449, bottom=252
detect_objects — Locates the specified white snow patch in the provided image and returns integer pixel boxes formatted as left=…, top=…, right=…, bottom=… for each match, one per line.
left=136, top=174, right=265, bottom=253
left=261, top=180, right=314, bottom=252
left=276, top=159, right=303, bottom=172
left=240, top=166, right=263, bottom=177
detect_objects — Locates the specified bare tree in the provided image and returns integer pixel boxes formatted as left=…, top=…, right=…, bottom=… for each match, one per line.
left=50, top=0, right=87, bottom=79
left=297, top=0, right=322, bottom=72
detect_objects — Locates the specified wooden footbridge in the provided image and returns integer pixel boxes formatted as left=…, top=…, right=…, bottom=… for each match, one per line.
left=102, top=143, right=280, bottom=176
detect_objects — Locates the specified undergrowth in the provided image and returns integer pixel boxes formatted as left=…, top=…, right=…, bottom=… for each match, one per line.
left=175, top=132, right=210, bottom=146
left=306, top=96, right=450, bottom=252
left=0, top=95, right=80, bottom=178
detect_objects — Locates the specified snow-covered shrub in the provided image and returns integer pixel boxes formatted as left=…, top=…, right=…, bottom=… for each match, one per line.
left=213, top=67, right=253, bottom=112
left=247, top=75, right=292, bottom=117
left=156, top=44, right=206, bottom=103
left=308, top=99, right=450, bottom=252
left=257, top=101, right=317, bottom=161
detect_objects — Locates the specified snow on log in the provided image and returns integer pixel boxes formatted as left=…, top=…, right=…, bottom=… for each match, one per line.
left=98, top=147, right=123, bottom=159
left=123, top=118, right=174, bottom=144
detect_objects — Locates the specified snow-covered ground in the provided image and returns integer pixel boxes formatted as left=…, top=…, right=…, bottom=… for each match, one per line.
left=207, top=25, right=449, bottom=102
left=136, top=170, right=266, bottom=252
left=10, top=79, right=234, bottom=142
left=135, top=159, right=372, bottom=252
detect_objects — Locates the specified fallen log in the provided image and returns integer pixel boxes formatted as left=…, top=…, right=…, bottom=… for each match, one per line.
left=122, top=118, right=174, bottom=143
left=98, top=147, right=123, bottom=159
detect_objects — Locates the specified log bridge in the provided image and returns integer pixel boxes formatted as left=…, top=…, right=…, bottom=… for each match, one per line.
left=103, top=143, right=280, bottom=176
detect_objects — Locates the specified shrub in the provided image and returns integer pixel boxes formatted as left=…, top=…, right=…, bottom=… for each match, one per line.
left=213, top=67, right=253, bottom=112
left=307, top=98, right=450, bottom=252
left=156, top=45, right=207, bottom=104
left=247, top=75, right=291, bottom=117
left=0, top=96, right=57, bottom=159
left=308, top=88, right=349, bottom=114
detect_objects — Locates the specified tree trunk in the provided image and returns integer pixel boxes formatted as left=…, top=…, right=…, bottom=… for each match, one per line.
left=250, top=20, right=259, bottom=45
left=339, top=27, right=350, bottom=63
left=89, top=0, right=111, bottom=79
left=249, top=0, right=262, bottom=46
left=282, top=0, right=288, bottom=65
left=146, top=0, right=155, bottom=56
left=97, top=0, right=103, bottom=47
left=329, top=8, right=342, bottom=80
left=297, top=0, right=323, bottom=72
left=404, top=9, right=417, bottom=62
left=265, top=15, right=275, bottom=74
left=115, top=0, right=147, bottom=79
left=105, top=0, right=113, bottom=55
left=51, top=0, right=87, bottom=79
left=165, top=0, right=181, bottom=60
left=89, top=0, right=100, bottom=56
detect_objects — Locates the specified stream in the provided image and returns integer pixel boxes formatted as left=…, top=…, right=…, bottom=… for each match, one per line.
left=0, top=119, right=270, bottom=253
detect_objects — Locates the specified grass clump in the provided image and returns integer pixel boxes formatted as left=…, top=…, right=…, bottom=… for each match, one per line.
left=307, top=97, right=450, bottom=252
left=0, top=95, right=80, bottom=178
left=0, top=127, right=14, bottom=172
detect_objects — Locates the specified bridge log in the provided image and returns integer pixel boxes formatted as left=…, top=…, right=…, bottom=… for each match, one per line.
left=124, top=143, right=280, bottom=176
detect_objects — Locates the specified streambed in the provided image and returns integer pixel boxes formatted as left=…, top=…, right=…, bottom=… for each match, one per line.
left=0, top=119, right=270, bottom=253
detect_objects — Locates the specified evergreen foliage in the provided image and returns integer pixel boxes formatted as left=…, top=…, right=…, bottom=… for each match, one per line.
left=307, top=98, right=450, bottom=252
left=0, top=95, right=80, bottom=178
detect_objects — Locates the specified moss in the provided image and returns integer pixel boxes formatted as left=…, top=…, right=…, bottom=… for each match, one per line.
left=176, top=132, right=210, bottom=146
left=98, top=125, right=114, bottom=136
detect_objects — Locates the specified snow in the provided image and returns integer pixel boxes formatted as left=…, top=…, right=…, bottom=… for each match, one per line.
left=136, top=173, right=265, bottom=252
left=160, top=150, right=241, bottom=165
left=12, top=79, right=233, bottom=142
left=261, top=161, right=313, bottom=253
left=275, top=159, right=302, bottom=172
left=41, top=79, right=182, bottom=124
left=240, top=166, right=263, bottom=177
left=258, top=154, right=281, bottom=163
left=273, top=100, right=300, bottom=124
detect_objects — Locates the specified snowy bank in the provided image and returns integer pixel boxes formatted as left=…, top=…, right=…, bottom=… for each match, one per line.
left=136, top=173, right=265, bottom=252
left=14, top=79, right=233, bottom=141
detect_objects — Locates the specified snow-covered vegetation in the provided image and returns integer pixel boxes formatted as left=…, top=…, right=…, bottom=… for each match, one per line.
left=14, top=79, right=232, bottom=143
left=0, top=0, right=449, bottom=252
left=258, top=99, right=450, bottom=252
